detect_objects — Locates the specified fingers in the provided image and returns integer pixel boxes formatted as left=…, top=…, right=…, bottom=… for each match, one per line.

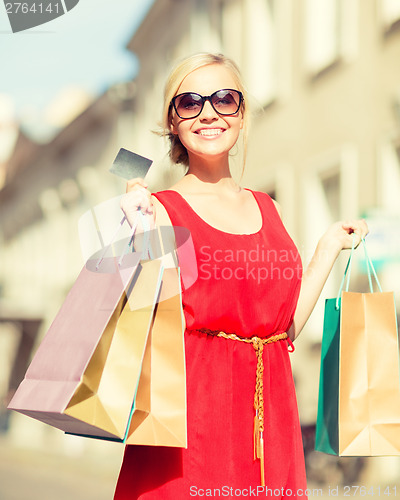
left=342, top=219, right=369, bottom=240
left=120, top=181, right=155, bottom=228
left=339, top=219, right=369, bottom=250
left=120, top=192, right=154, bottom=216
left=124, top=178, right=153, bottom=212
left=126, top=178, right=148, bottom=193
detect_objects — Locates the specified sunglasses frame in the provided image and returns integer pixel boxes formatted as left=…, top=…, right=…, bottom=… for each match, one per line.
left=170, top=88, right=244, bottom=120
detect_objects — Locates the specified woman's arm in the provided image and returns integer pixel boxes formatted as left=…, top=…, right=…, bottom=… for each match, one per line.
left=120, top=179, right=179, bottom=268
left=288, top=220, right=369, bottom=341
left=120, top=177, right=155, bottom=226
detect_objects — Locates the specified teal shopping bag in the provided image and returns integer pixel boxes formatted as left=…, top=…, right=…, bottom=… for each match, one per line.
left=315, top=296, right=340, bottom=454
left=315, top=236, right=357, bottom=455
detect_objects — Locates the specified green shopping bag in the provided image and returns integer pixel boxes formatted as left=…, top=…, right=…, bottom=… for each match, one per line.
left=315, top=295, right=341, bottom=454
left=315, top=237, right=360, bottom=454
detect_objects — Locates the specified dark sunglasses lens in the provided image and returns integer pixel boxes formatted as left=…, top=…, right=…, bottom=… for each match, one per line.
left=211, top=90, right=241, bottom=115
left=175, top=93, right=203, bottom=118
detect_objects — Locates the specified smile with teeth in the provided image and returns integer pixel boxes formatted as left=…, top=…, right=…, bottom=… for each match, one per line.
left=197, top=128, right=224, bottom=137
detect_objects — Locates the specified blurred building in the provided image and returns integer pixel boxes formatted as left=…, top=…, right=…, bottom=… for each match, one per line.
left=1, top=0, right=400, bottom=490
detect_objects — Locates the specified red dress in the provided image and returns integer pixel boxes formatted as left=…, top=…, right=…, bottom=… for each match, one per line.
left=114, top=189, right=307, bottom=499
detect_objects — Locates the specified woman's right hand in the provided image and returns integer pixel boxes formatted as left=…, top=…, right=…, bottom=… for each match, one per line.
left=120, top=177, right=155, bottom=228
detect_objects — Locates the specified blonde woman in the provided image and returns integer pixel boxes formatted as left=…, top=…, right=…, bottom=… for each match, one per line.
left=114, top=53, right=368, bottom=499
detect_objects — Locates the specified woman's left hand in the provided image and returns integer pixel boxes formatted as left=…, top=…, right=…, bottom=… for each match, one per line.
left=320, top=219, right=369, bottom=253
left=291, top=218, right=369, bottom=340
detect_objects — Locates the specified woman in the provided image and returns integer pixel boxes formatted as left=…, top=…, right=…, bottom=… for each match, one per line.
left=114, top=53, right=368, bottom=499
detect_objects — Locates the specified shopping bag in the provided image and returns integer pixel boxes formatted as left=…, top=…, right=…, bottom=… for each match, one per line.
left=315, top=238, right=400, bottom=455
left=66, top=266, right=187, bottom=448
left=64, top=258, right=165, bottom=440
left=77, top=214, right=187, bottom=447
left=65, top=214, right=187, bottom=447
left=125, top=266, right=186, bottom=447
left=8, top=216, right=161, bottom=440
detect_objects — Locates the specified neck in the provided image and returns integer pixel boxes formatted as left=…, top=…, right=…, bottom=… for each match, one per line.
left=185, top=153, right=237, bottom=188
left=181, top=173, right=241, bottom=194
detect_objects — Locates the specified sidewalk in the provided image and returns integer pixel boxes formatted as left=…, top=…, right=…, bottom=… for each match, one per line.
left=0, top=437, right=123, bottom=500
left=0, top=434, right=398, bottom=499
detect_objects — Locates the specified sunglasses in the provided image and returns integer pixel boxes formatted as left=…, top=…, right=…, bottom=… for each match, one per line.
left=171, top=88, right=243, bottom=119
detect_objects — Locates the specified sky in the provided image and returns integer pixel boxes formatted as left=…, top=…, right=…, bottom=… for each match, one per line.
left=0, top=0, right=154, bottom=139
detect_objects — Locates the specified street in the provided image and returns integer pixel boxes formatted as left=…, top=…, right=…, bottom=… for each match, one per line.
left=0, top=436, right=398, bottom=499
left=0, top=438, right=122, bottom=500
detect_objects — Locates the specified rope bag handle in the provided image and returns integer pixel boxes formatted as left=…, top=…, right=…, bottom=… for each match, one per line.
left=335, top=234, right=382, bottom=310
left=95, top=211, right=153, bottom=270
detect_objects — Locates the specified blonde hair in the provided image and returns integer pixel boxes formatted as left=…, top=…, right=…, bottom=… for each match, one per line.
left=161, top=53, right=250, bottom=173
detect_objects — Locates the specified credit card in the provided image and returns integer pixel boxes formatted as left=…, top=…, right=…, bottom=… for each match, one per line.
left=109, top=148, right=153, bottom=180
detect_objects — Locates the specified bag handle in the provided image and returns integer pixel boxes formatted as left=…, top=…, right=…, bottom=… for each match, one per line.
left=335, top=234, right=355, bottom=310
left=96, top=215, right=131, bottom=270
left=362, top=237, right=382, bottom=293
left=134, top=211, right=155, bottom=261
left=116, top=211, right=154, bottom=266
left=96, top=211, right=153, bottom=270
left=335, top=235, right=382, bottom=310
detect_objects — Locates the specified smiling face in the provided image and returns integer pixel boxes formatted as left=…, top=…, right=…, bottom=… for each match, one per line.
left=169, top=64, right=244, bottom=166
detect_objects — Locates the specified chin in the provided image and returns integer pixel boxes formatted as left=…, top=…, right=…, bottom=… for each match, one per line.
left=190, top=141, right=237, bottom=158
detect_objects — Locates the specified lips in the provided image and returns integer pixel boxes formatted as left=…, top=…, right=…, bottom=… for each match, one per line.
left=196, top=128, right=225, bottom=137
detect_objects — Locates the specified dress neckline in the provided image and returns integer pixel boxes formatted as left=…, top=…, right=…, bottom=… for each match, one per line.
left=162, top=188, right=265, bottom=236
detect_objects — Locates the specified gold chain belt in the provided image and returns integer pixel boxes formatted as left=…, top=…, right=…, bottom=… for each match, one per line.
left=189, top=328, right=292, bottom=487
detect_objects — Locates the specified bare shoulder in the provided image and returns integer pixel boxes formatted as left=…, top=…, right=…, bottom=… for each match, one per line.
left=150, top=194, right=178, bottom=267
left=150, top=194, right=172, bottom=225
left=271, top=198, right=282, bottom=219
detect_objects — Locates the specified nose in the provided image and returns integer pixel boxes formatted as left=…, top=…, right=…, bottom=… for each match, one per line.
left=199, top=99, right=218, bottom=121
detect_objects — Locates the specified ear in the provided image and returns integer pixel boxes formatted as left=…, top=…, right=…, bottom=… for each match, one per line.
left=170, top=116, right=179, bottom=135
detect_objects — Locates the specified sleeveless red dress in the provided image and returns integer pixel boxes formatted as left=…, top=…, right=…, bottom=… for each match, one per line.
left=114, top=189, right=307, bottom=499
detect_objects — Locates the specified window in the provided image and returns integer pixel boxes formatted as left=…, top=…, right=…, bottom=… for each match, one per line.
left=220, top=0, right=244, bottom=65
left=243, top=0, right=277, bottom=106
left=321, top=170, right=341, bottom=222
left=190, top=0, right=222, bottom=53
left=304, top=0, right=358, bottom=76
left=301, top=145, right=358, bottom=339
left=378, top=137, right=400, bottom=211
left=304, top=0, right=340, bottom=74
left=221, top=0, right=292, bottom=106
left=371, top=137, right=400, bottom=282
left=381, top=0, right=400, bottom=33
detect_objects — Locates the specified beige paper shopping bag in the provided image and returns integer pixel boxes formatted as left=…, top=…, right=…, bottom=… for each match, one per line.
left=126, top=266, right=186, bottom=447
left=339, top=290, right=400, bottom=455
